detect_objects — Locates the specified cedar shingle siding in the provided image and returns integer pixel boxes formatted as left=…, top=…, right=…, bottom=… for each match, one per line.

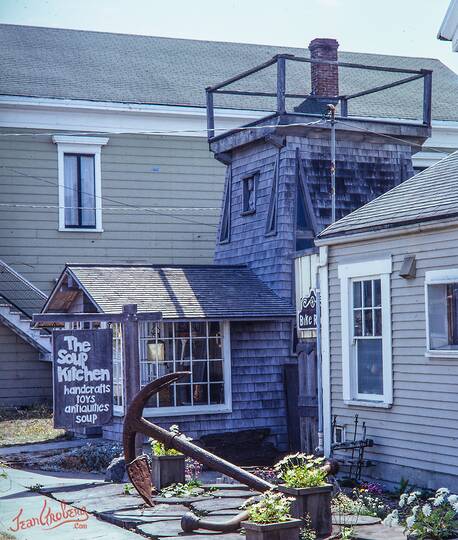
left=103, top=320, right=290, bottom=450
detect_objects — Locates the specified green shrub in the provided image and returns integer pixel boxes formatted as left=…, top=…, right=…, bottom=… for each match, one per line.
left=245, top=490, right=294, bottom=524
left=274, top=453, right=327, bottom=489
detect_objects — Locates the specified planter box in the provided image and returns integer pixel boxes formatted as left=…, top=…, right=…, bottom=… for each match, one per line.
left=278, top=484, right=333, bottom=538
left=242, top=519, right=302, bottom=540
left=150, top=454, right=185, bottom=490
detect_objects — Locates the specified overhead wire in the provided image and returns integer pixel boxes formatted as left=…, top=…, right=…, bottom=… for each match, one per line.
left=0, top=119, right=325, bottom=228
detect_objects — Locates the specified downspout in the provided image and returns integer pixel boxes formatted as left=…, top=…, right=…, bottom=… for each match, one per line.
left=316, top=245, right=331, bottom=455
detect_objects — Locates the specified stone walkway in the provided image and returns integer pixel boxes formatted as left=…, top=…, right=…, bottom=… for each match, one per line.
left=0, top=467, right=407, bottom=539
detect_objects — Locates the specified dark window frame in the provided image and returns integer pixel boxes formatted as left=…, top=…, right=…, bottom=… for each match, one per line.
left=219, top=167, right=232, bottom=244
left=64, top=152, right=96, bottom=229
left=241, top=171, right=259, bottom=216
left=265, top=157, right=279, bottom=237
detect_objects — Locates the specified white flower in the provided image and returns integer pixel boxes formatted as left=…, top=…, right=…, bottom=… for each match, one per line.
left=399, top=493, right=408, bottom=508
left=383, top=510, right=399, bottom=528
left=452, top=502, right=458, bottom=513
left=422, top=504, right=432, bottom=517
left=433, top=495, right=445, bottom=507
left=436, top=487, right=450, bottom=495
left=448, top=494, right=458, bottom=504
left=411, top=505, right=419, bottom=515
left=406, top=515, right=416, bottom=528
left=407, top=492, right=419, bottom=504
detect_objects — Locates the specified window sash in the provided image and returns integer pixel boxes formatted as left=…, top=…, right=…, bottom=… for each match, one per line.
left=63, top=153, right=96, bottom=229
left=426, top=278, right=458, bottom=353
left=338, top=259, right=392, bottom=405
left=138, top=320, right=231, bottom=415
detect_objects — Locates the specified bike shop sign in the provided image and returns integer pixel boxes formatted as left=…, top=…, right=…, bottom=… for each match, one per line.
left=298, top=289, right=317, bottom=330
left=53, top=329, right=113, bottom=429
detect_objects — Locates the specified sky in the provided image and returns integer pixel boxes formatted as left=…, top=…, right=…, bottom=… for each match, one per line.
left=0, top=0, right=457, bottom=73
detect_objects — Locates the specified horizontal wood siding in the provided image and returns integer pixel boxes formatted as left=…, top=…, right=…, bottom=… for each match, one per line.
left=0, top=322, right=52, bottom=406
left=103, top=320, right=290, bottom=450
left=0, top=130, right=225, bottom=293
left=327, top=225, right=458, bottom=488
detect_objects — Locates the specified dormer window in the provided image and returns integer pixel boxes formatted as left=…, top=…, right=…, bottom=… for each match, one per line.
left=53, top=136, right=108, bottom=232
left=242, top=173, right=258, bottom=215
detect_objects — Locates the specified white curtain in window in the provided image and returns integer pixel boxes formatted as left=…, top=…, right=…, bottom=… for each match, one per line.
left=64, top=155, right=78, bottom=226
left=80, top=156, right=96, bottom=227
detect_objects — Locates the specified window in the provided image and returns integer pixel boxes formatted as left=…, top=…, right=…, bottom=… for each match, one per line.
left=242, top=173, right=258, bottom=215
left=63, top=154, right=96, bottom=228
left=425, top=269, right=458, bottom=357
left=111, top=322, right=124, bottom=414
left=138, top=320, right=232, bottom=415
left=53, top=136, right=108, bottom=232
left=296, top=156, right=317, bottom=251
left=266, top=158, right=278, bottom=236
left=338, top=259, right=392, bottom=406
left=219, top=168, right=232, bottom=243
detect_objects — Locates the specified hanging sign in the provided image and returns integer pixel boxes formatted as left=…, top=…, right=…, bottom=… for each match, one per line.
left=52, top=329, right=113, bottom=429
left=298, top=289, right=317, bottom=330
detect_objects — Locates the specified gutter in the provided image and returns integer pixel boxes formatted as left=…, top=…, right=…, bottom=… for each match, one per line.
left=315, top=216, right=458, bottom=248
left=316, top=246, right=329, bottom=454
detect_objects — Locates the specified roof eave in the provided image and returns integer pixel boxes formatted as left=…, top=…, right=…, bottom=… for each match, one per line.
left=316, top=214, right=458, bottom=247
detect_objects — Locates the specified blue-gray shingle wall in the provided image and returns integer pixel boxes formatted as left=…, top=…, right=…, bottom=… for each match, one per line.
left=103, top=320, right=290, bottom=451
left=214, top=140, right=296, bottom=301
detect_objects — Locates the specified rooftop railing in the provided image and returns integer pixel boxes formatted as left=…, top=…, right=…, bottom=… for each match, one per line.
left=205, top=54, right=432, bottom=140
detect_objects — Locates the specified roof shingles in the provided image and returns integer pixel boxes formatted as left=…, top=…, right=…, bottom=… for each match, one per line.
left=1, top=24, right=457, bottom=122
left=67, top=264, right=294, bottom=319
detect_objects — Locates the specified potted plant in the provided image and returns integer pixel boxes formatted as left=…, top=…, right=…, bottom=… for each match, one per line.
left=241, top=490, right=302, bottom=540
left=148, top=425, right=189, bottom=490
left=383, top=488, right=458, bottom=540
left=275, top=453, right=333, bottom=538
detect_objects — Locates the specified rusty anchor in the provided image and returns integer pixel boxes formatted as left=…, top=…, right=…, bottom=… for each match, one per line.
left=123, top=371, right=338, bottom=533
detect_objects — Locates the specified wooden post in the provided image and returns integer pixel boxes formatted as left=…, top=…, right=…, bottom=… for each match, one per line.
left=206, top=88, right=215, bottom=139
left=422, top=70, right=432, bottom=126
left=276, top=56, right=286, bottom=115
left=122, top=303, right=142, bottom=454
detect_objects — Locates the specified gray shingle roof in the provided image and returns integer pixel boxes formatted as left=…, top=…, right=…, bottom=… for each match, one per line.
left=318, top=150, right=458, bottom=239
left=1, top=24, right=457, bottom=121
left=66, top=264, right=294, bottom=319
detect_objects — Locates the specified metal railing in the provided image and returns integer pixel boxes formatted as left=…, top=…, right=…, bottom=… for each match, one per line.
left=205, top=54, right=433, bottom=140
left=0, top=259, right=47, bottom=319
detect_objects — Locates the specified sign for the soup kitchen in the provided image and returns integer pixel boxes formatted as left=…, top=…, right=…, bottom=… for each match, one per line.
left=53, top=329, right=113, bottom=429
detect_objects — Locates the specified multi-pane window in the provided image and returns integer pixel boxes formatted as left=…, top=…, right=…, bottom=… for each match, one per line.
left=339, top=259, right=392, bottom=405
left=64, top=154, right=96, bottom=228
left=138, top=321, right=229, bottom=412
left=352, top=279, right=383, bottom=397
left=110, top=322, right=124, bottom=412
left=426, top=270, right=458, bottom=355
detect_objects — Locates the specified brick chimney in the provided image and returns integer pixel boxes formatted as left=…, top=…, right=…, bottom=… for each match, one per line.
left=309, top=38, right=339, bottom=97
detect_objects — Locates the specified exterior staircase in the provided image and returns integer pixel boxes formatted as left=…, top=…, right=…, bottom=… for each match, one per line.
left=0, top=259, right=51, bottom=361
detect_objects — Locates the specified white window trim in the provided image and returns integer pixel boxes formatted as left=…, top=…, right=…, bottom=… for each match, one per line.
left=52, top=135, right=108, bottom=232
left=143, top=321, right=232, bottom=417
left=425, top=269, right=458, bottom=358
left=338, top=258, right=393, bottom=407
